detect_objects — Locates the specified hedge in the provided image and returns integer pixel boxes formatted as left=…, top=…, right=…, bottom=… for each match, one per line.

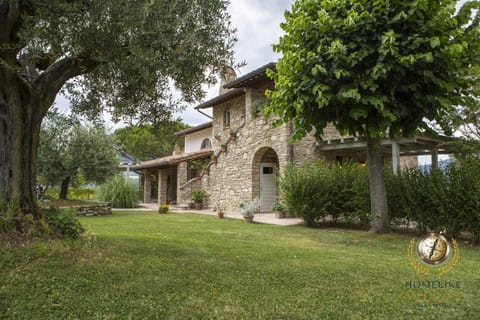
left=279, top=158, right=480, bottom=242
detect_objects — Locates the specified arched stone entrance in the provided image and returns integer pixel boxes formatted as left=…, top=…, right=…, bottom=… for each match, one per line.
left=252, top=147, right=280, bottom=212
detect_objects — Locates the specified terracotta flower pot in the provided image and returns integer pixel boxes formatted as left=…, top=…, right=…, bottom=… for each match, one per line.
left=275, top=211, right=286, bottom=219
left=243, top=216, right=254, bottom=223
left=195, top=202, right=203, bottom=210
left=217, top=212, right=224, bottom=219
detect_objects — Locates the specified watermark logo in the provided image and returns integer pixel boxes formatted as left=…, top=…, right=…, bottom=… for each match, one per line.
left=407, top=233, right=459, bottom=276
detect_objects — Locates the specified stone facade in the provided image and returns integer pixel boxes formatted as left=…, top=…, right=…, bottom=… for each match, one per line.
left=199, top=82, right=337, bottom=213
left=134, top=63, right=426, bottom=212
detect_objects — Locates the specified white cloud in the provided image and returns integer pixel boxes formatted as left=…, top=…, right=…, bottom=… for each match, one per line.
left=178, top=0, right=294, bottom=126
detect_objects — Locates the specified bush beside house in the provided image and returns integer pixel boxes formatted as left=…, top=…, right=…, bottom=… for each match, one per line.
left=280, top=158, right=480, bottom=242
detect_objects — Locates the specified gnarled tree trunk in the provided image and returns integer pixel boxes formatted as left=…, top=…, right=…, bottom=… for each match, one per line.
left=367, top=136, right=389, bottom=233
left=0, top=70, right=51, bottom=217
left=0, top=74, right=45, bottom=218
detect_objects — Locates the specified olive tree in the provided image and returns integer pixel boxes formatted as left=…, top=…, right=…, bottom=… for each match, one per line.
left=38, top=111, right=117, bottom=199
left=0, top=0, right=235, bottom=222
left=266, top=0, right=479, bottom=232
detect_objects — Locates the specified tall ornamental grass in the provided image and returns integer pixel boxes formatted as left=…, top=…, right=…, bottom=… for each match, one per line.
left=98, top=175, right=139, bottom=208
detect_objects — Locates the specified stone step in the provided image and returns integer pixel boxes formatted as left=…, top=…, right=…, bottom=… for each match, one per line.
left=170, top=203, right=191, bottom=210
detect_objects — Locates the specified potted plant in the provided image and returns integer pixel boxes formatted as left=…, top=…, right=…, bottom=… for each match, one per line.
left=188, top=158, right=209, bottom=177
left=211, top=154, right=218, bottom=164
left=221, top=143, right=227, bottom=152
left=229, top=130, right=236, bottom=141
left=272, top=201, right=286, bottom=219
left=158, top=204, right=169, bottom=214
left=191, top=190, right=207, bottom=209
left=240, top=198, right=260, bottom=223
left=214, top=202, right=225, bottom=219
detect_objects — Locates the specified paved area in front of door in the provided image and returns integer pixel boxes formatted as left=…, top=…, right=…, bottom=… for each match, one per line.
left=134, top=203, right=303, bottom=226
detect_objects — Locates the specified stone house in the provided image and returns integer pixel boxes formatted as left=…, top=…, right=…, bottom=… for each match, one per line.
left=133, top=62, right=449, bottom=213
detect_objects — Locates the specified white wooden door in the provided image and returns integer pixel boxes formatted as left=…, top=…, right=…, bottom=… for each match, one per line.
left=260, top=163, right=276, bottom=212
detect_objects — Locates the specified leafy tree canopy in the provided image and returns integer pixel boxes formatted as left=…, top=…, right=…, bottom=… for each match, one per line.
left=2, top=0, right=236, bottom=122
left=266, top=0, right=480, bottom=140
left=115, top=120, right=190, bottom=161
left=266, top=0, right=479, bottom=233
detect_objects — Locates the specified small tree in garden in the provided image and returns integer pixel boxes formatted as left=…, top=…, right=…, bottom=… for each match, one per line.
left=267, top=0, right=480, bottom=233
left=38, top=111, right=117, bottom=199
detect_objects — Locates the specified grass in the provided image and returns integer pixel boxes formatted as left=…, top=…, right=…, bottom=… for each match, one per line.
left=1, top=211, right=479, bottom=320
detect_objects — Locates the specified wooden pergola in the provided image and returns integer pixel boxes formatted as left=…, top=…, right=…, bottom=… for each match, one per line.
left=316, top=135, right=452, bottom=174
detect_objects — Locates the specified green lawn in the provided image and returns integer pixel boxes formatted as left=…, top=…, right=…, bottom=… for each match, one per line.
left=1, top=211, right=479, bottom=320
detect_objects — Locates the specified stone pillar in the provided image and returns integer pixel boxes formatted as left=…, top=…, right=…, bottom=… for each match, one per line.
left=157, top=169, right=165, bottom=204
left=391, top=140, right=400, bottom=175
left=177, top=161, right=188, bottom=203
left=431, top=149, right=438, bottom=170
left=143, top=169, right=152, bottom=203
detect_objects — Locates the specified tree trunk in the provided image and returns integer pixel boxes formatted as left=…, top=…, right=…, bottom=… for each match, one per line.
left=1, top=3, right=97, bottom=232
left=0, top=77, right=45, bottom=222
left=366, top=136, right=389, bottom=233
left=59, top=176, right=71, bottom=200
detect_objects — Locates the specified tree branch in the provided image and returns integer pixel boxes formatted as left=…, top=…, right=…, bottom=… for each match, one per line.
left=0, top=0, right=33, bottom=58
left=33, top=55, right=98, bottom=115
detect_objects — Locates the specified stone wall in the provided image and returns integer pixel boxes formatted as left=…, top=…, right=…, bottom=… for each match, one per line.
left=73, top=203, right=112, bottom=216
left=203, top=83, right=330, bottom=213
left=196, top=80, right=422, bottom=213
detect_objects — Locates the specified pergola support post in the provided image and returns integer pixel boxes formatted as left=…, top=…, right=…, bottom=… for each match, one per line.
left=431, top=149, right=439, bottom=170
left=391, top=139, right=400, bottom=175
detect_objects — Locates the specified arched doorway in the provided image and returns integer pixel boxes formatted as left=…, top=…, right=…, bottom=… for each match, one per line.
left=252, top=147, right=279, bottom=212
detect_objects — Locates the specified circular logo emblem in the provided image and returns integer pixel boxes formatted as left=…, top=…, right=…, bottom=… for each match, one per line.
left=417, top=233, right=451, bottom=265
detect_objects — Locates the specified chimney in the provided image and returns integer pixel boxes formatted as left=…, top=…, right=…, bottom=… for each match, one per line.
left=219, top=66, right=237, bottom=95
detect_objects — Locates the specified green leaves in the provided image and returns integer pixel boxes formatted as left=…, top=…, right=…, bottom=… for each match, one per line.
left=338, top=88, right=361, bottom=102
left=114, top=120, right=189, bottom=161
left=37, top=111, right=118, bottom=190
left=6, top=0, right=236, bottom=122
left=267, top=0, right=480, bottom=140
left=430, top=37, right=441, bottom=49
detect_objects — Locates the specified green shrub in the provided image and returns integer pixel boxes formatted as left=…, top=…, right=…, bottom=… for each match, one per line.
left=280, top=161, right=369, bottom=227
left=444, top=157, right=480, bottom=239
left=42, top=206, right=85, bottom=239
left=98, top=175, right=139, bottom=208
left=0, top=198, right=20, bottom=234
left=280, top=163, right=330, bottom=226
left=159, top=204, right=169, bottom=214
left=385, top=157, right=480, bottom=241
left=348, top=167, right=371, bottom=226
left=280, top=157, right=480, bottom=241
left=191, top=190, right=207, bottom=203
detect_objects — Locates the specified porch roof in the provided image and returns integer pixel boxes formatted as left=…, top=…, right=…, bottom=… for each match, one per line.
left=316, top=135, right=452, bottom=156
left=174, top=122, right=212, bottom=136
left=131, top=149, right=213, bottom=170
